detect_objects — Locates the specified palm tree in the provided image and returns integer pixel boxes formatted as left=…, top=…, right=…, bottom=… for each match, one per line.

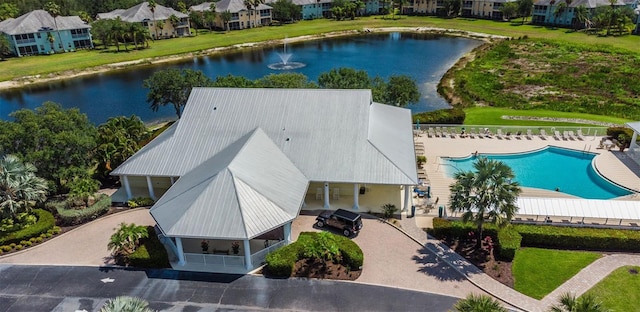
left=101, top=296, right=155, bottom=312
left=0, top=155, right=48, bottom=219
left=453, top=294, right=507, bottom=312
left=148, top=0, right=158, bottom=39
left=554, top=2, right=567, bottom=25
left=168, top=14, right=180, bottom=37
left=449, top=157, right=521, bottom=248
left=108, top=223, right=149, bottom=256
left=0, top=35, right=10, bottom=60
left=204, top=3, right=216, bottom=30
left=44, top=2, right=63, bottom=52
left=550, top=293, right=610, bottom=312
left=606, top=0, right=617, bottom=35
left=221, top=10, right=233, bottom=31
left=188, top=11, right=203, bottom=35
left=574, top=5, right=589, bottom=29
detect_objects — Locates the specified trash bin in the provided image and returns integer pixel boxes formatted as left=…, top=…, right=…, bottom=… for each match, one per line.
left=438, top=205, right=444, bottom=218
left=411, top=205, right=416, bottom=218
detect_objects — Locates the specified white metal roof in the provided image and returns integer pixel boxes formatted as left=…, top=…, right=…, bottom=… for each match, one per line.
left=626, top=121, right=640, bottom=133
left=97, top=2, right=187, bottom=23
left=517, top=197, right=640, bottom=220
left=112, top=88, right=418, bottom=185
left=0, top=10, right=89, bottom=35
left=150, top=128, right=309, bottom=239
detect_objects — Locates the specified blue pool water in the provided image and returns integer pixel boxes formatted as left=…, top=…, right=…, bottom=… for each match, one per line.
left=443, top=146, right=632, bottom=200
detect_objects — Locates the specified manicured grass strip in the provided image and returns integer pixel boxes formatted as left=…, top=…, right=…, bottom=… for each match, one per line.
left=2, top=16, right=639, bottom=82
left=582, top=265, right=640, bottom=311
left=512, top=247, right=601, bottom=299
left=463, top=107, right=632, bottom=126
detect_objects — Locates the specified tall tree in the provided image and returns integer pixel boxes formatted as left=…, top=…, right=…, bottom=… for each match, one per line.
left=204, top=3, right=217, bottom=30
left=108, top=222, right=149, bottom=256
left=501, top=2, right=518, bottom=21
left=148, top=0, right=158, bottom=39
left=318, top=67, right=371, bottom=89
left=0, top=3, right=19, bottom=21
left=0, top=102, right=97, bottom=193
left=574, top=5, right=589, bottom=29
left=0, top=35, right=10, bottom=60
left=550, top=293, right=610, bottom=312
left=144, top=68, right=213, bottom=118
left=221, top=10, right=233, bottom=31
left=449, top=157, right=521, bottom=248
left=95, top=115, right=150, bottom=180
left=453, top=294, right=507, bottom=312
left=0, top=155, right=48, bottom=219
left=271, top=0, right=301, bottom=22
left=44, top=1, right=63, bottom=52
left=188, top=10, right=203, bottom=35
left=517, top=0, right=533, bottom=24
left=383, top=75, right=420, bottom=107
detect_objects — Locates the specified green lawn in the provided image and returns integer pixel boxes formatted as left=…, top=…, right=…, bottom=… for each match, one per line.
left=582, top=266, right=640, bottom=311
left=2, top=16, right=639, bottom=82
left=512, top=247, right=601, bottom=299
left=463, top=107, right=632, bottom=126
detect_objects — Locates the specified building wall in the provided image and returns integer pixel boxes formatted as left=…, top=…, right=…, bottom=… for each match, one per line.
left=144, top=17, right=191, bottom=39
left=213, top=8, right=272, bottom=29
left=304, top=182, right=402, bottom=213
left=6, top=28, right=93, bottom=56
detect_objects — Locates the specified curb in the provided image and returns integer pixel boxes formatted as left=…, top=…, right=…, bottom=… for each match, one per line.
left=379, top=215, right=532, bottom=312
left=0, top=208, right=150, bottom=260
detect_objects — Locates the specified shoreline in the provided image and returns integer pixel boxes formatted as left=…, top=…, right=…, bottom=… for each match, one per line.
left=0, top=27, right=508, bottom=92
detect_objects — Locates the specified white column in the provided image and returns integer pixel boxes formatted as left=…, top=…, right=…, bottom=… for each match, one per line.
left=243, top=240, right=252, bottom=270
left=403, top=185, right=412, bottom=211
left=323, top=182, right=330, bottom=209
left=175, top=237, right=186, bottom=265
left=146, top=176, right=156, bottom=200
left=631, top=132, right=638, bottom=149
left=122, top=175, right=132, bottom=200
left=353, top=184, right=359, bottom=210
left=284, top=222, right=292, bottom=243
left=170, top=176, right=175, bottom=185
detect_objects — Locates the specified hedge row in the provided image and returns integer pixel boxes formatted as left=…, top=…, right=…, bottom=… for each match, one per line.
left=128, top=227, right=171, bottom=268
left=496, top=227, right=521, bottom=261
left=412, top=108, right=466, bottom=125
left=0, top=209, right=56, bottom=245
left=430, top=218, right=640, bottom=258
left=265, top=232, right=364, bottom=277
left=128, top=197, right=155, bottom=208
left=514, top=224, right=640, bottom=252
left=55, top=194, right=112, bottom=226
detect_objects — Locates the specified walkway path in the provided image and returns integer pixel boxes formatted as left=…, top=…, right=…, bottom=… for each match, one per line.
left=398, top=210, right=640, bottom=312
left=0, top=208, right=155, bottom=266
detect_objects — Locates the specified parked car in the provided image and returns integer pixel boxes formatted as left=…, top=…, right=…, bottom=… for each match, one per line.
left=315, top=209, right=363, bottom=237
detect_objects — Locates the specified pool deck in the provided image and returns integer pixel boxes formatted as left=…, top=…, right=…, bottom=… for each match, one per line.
left=416, top=132, right=640, bottom=220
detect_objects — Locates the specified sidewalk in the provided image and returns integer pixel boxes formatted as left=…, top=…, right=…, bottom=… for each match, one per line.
left=398, top=210, right=640, bottom=312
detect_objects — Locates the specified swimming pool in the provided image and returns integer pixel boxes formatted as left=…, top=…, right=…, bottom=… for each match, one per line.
left=442, top=146, right=632, bottom=200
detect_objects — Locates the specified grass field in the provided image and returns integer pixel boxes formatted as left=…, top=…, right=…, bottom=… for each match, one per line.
left=512, top=247, right=601, bottom=299
left=2, top=16, right=639, bottom=82
left=582, top=266, right=640, bottom=311
left=463, top=107, right=632, bottom=126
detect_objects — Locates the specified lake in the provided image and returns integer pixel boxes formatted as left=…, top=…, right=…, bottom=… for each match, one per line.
left=0, top=32, right=482, bottom=124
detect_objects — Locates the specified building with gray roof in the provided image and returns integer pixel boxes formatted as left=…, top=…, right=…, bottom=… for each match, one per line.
left=189, top=0, right=272, bottom=30
left=97, top=2, right=190, bottom=39
left=531, top=0, right=639, bottom=27
left=112, top=88, right=417, bottom=273
left=0, top=10, right=92, bottom=57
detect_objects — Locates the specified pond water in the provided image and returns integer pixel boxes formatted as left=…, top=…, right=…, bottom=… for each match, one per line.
left=0, top=32, right=482, bottom=124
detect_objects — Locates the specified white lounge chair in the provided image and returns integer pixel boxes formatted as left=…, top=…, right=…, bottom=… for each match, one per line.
left=427, top=128, right=434, bottom=138
left=526, top=129, right=533, bottom=140
left=515, top=131, right=522, bottom=140
left=496, top=129, right=504, bottom=139
left=449, top=129, right=457, bottom=138
left=576, top=129, right=585, bottom=140
left=567, top=131, right=576, bottom=140
left=435, top=127, right=442, bottom=137
left=553, top=131, right=561, bottom=140
left=442, top=127, right=449, bottom=137
left=504, top=131, right=512, bottom=140
left=562, top=131, right=570, bottom=140
left=469, top=128, right=477, bottom=138
left=539, top=129, right=548, bottom=139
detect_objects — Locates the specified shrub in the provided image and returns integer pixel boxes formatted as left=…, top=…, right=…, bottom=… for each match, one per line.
left=428, top=218, right=498, bottom=239
left=52, top=226, right=61, bottom=234
left=381, top=203, right=398, bottom=219
left=128, top=197, right=155, bottom=208
left=55, top=194, right=111, bottom=226
left=128, top=227, right=171, bottom=268
left=265, top=232, right=364, bottom=277
left=23, top=241, right=32, bottom=247
left=0, top=209, right=56, bottom=246
left=497, top=227, right=521, bottom=261
left=35, top=237, right=43, bottom=243
left=515, top=224, right=640, bottom=252
left=9, top=243, right=16, bottom=248
left=1, top=245, right=12, bottom=252
left=606, top=127, right=633, bottom=140
left=29, top=237, right=37, bottom=243
left=412, top=108, right=466, bottom=124
left=15, top=245, right=23, bottom=250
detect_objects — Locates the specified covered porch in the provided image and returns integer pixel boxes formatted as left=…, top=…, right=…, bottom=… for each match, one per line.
left=159, top=223, right=292, bottom=274
left=302, top=182, right=412, bottom=214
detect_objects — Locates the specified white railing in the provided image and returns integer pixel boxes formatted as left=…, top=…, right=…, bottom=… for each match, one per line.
left=251, top=240, right=287, bottom=266
left=185, top=253, right=245, bottom=267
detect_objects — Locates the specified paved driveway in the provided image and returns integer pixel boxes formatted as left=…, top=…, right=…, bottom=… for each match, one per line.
left=293, top=211, right=485, bottom=299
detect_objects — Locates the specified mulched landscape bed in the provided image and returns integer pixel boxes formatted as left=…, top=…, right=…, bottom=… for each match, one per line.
left=443, top=237, right=514, bottom=287
left=292, top=258, right=361, bottom=280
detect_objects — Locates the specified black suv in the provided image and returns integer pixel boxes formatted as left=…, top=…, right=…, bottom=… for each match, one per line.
left=315, top=209, right=363, bottom=237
